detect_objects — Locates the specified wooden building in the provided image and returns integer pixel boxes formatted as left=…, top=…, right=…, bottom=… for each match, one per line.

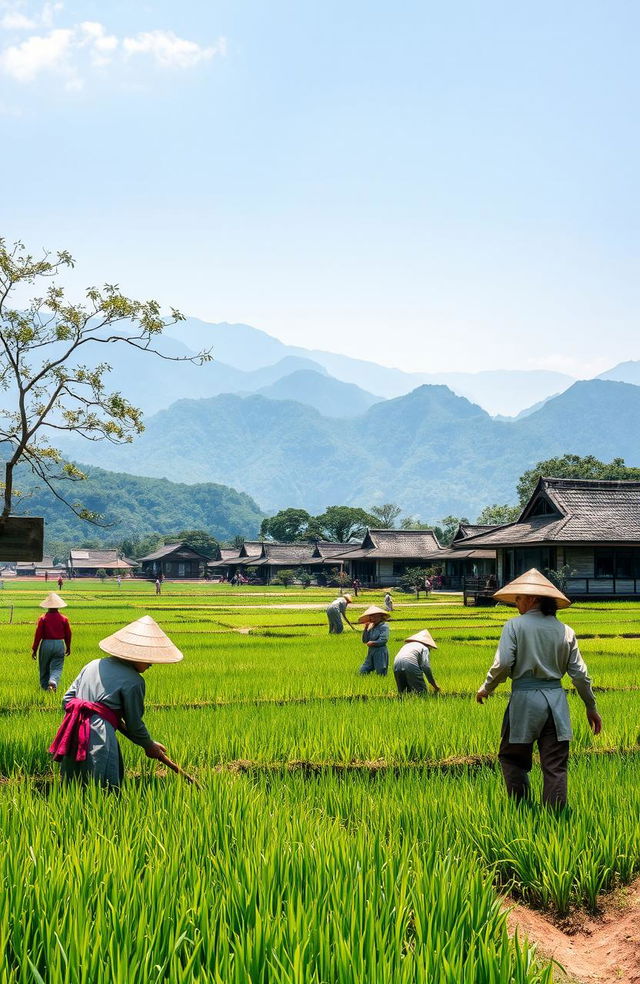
left=433, top=524, right=497, bottom=589
left=207, top=540, right=359, bottom=584
left=460, top=477, right=640, bottom=599
left=68, top=550, right=136, bottom=577
left=15, top=556, right=58, bottom=577
left=137, top=543, right=211, bottom=580
left=331, top=529, right=442, bottom=586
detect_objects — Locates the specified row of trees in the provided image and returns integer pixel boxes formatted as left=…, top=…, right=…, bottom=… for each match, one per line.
left=261, top=454, right=640, bottom=547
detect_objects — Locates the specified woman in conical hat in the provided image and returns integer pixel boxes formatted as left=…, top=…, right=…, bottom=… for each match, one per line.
left=32, top=592, right=71, bottom=693
left=49, top=616, right=182, bottom=789
left=358, top=606, right=391, bottom=676
left=393, top=629, right=441, bottom=696
left=476, top=569, right=601, bottom=808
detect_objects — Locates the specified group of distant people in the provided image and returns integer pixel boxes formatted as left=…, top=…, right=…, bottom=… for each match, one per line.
left=325, top=592, right=441, bottom=695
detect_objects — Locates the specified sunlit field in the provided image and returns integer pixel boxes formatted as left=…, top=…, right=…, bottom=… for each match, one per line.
left=1, top=579, right=639, bottom=982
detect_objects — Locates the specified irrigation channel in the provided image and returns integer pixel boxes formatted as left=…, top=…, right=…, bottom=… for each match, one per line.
left=1, top=580, right=640, bottom=983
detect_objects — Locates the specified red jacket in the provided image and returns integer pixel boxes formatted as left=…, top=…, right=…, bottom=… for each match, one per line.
left=33, top=612, right=72, bottom=654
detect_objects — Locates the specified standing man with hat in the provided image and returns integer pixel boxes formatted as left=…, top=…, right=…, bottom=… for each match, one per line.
left=49, top=615, right=181, bottom=789
left=32, top=592, right=71, bottom=692
left=476, top=569, right=601, bottom=809
left=358, top=605, right=391, bottom=675
left=393, top=629, right=441, bottom=695
left=326, top=594, right=354, bottom=633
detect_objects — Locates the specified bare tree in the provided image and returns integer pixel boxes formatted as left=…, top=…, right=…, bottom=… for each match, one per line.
left=0, top=238, right=211, bottom=522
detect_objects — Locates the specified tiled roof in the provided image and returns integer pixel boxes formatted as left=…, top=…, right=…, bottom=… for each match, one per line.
left=239, top=541, right=265, bottom=559
left=332, top=528, right=441, bottom=560
left=137, top=543, right=210, bottom=562
left=69, top=549, right=130, bottom=567
left=463, top=478, right=640, bottom=546
left=453, top=524, right=498, bottom=542
left=435, top=548, right=497, bottom=560
left=312, top=541, right=360, bottom=558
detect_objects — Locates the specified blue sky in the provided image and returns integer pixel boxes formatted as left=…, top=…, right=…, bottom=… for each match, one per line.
left=1, top=1, right=638, bottom=376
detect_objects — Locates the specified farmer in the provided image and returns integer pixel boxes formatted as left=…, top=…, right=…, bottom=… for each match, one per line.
left=393, top=629, right=441, bottom=695
left=49, top=615, right=181, bottom=789
left=359, top=605, right=391, bottom=675
left=383, top=590, right=393, bottom=611
left=32, top=592, right=71, bottom=692
left=476, top=569, right=601, bottom=808
left=155, top=578, right=161, bottom=596
left=326, top=594, right=353, bottom=633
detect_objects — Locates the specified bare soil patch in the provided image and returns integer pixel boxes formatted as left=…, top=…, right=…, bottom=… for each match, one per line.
left=508, top=879, right=640, bottom=983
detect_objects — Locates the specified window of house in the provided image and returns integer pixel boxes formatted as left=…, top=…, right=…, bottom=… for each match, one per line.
left=528, top=497, right=558, bottom=517
left=594, top=550, right=614, bottom=578
left=393, top=562, right=407, bottom=576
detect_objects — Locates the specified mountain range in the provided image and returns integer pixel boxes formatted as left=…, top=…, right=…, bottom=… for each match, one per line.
left=59, top=378, right=640, bottom=520
left=89, top=317, right=578, bottom=418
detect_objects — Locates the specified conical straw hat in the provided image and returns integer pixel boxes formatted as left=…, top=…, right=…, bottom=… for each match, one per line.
left=404, top=629, right=438, bottom=649
left=40, top=592, right=67, bottom=609
left=358, top=605, right=391, bottom=624
left=99, top=615, right=183, bottom=664
left=342, top=594, right=353, bottom=603
left=493, top=568, right=571, bottom=609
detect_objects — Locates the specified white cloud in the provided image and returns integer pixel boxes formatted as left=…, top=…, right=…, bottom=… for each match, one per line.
left=0, top=5, right=224, bottom=88
left=122, top=29, right=222, bottom=68
left=0, top=27, right=74, bottom=82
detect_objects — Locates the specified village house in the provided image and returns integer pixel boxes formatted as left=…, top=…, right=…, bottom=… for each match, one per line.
left=207, top=540, right=355, bottom=584
left=68, top=550, right=136, bottom=578
left=137, top=542, right=211, bottom=580
left=459, top=477, right=640, bottom=600
left=331, top=529, right=442, bottom=586
left=432, top=524, right=497, bottom=590
left=14, top=556, right=59, bottom=578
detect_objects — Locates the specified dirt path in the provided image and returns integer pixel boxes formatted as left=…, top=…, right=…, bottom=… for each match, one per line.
left=507, top=880, right=640, bottom=983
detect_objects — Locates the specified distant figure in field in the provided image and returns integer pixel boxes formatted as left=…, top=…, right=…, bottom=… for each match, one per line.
left=383, top=590, right=393, bottom=611
left=394, top=629, right=440, bottom=696
left=57, top=575, right=64, bottom=590
left=32, top=592, right=71, bottom=692
left=476, top=569, right=602, bottom=809
left=326, top=594, right=353, bottom=633
left=352, top=578, right=361, bottom=597
left=155, top=578, right=161, bottom=596
left=359, top=605, right=391, bottom=675
left=116, top=575, right=122, bottom=588
left=44, top=570, right=49, bottom=583
left=49, top=616, right=181, bottom=789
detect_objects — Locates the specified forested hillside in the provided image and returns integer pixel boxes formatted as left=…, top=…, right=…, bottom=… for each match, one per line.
left=9, top=463, right=264, bottom=552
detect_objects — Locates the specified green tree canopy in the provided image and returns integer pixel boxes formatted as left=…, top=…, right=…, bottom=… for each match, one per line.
left=173, top=529, right=219, bottom=558
left=476, top=503, right=520, bottom=525
left=516, top=454, right=640, bottom=505
left=0, top=237, right=210, bottom=522
left=369, top=503, right=402, bottom=528
left=315, top=505, right=376, bottom=542
left=260, top=508, right=313, bottom=542
left=434, top=515, right=469, bottom=546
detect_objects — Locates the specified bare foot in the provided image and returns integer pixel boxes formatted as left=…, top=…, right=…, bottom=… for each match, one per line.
left=47, top=683, right=57, bottom=692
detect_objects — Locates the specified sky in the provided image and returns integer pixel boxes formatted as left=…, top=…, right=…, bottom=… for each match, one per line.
left=0, top=0, right=638, bottom=377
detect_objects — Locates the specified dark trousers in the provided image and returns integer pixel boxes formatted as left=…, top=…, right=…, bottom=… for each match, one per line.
left=498, top=707, right=569, bottom=808
left=394, top=667, right=426, bottom=695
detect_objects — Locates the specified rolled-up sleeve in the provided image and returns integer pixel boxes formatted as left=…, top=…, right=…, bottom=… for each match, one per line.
left=121, top=679, right=153, bottom=748
left=483, top=622, right=517, bottom=693
left=565, top=632, right=597, bottom=710
left=371, top=624, right=389, bottom=647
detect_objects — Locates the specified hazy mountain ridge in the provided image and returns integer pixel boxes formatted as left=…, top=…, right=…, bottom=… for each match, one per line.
left=59, top=378, right=640, bottom=519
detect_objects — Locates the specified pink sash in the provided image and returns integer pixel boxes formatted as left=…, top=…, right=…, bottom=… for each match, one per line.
left=49, top=699, right=121, bottom=762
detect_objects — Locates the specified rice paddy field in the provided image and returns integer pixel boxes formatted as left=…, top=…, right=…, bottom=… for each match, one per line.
left=1, top=579, right=639, bottom=983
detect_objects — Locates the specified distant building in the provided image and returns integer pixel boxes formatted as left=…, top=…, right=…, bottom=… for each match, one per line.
left=15, top=556, right=58, bottom=577
left=430, top=524, right=497, bottom=589
left=460, top=477, right=640, bottom=600
left=68, top=550, right=136, bottom=577
left=137, top=543, right=211, bottom=579
left=331, top=529, right=442, bottom=586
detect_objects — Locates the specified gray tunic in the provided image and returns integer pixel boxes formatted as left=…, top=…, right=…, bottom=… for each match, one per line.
left=59, top=657, right=153, bottom=788
left=359, top=622, right=390, bottom=675
left=482, top=610, right=597, bottom=743
left=393, top=642, right=436, bottom=686
left=326, top=597, right=349, bottom=633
